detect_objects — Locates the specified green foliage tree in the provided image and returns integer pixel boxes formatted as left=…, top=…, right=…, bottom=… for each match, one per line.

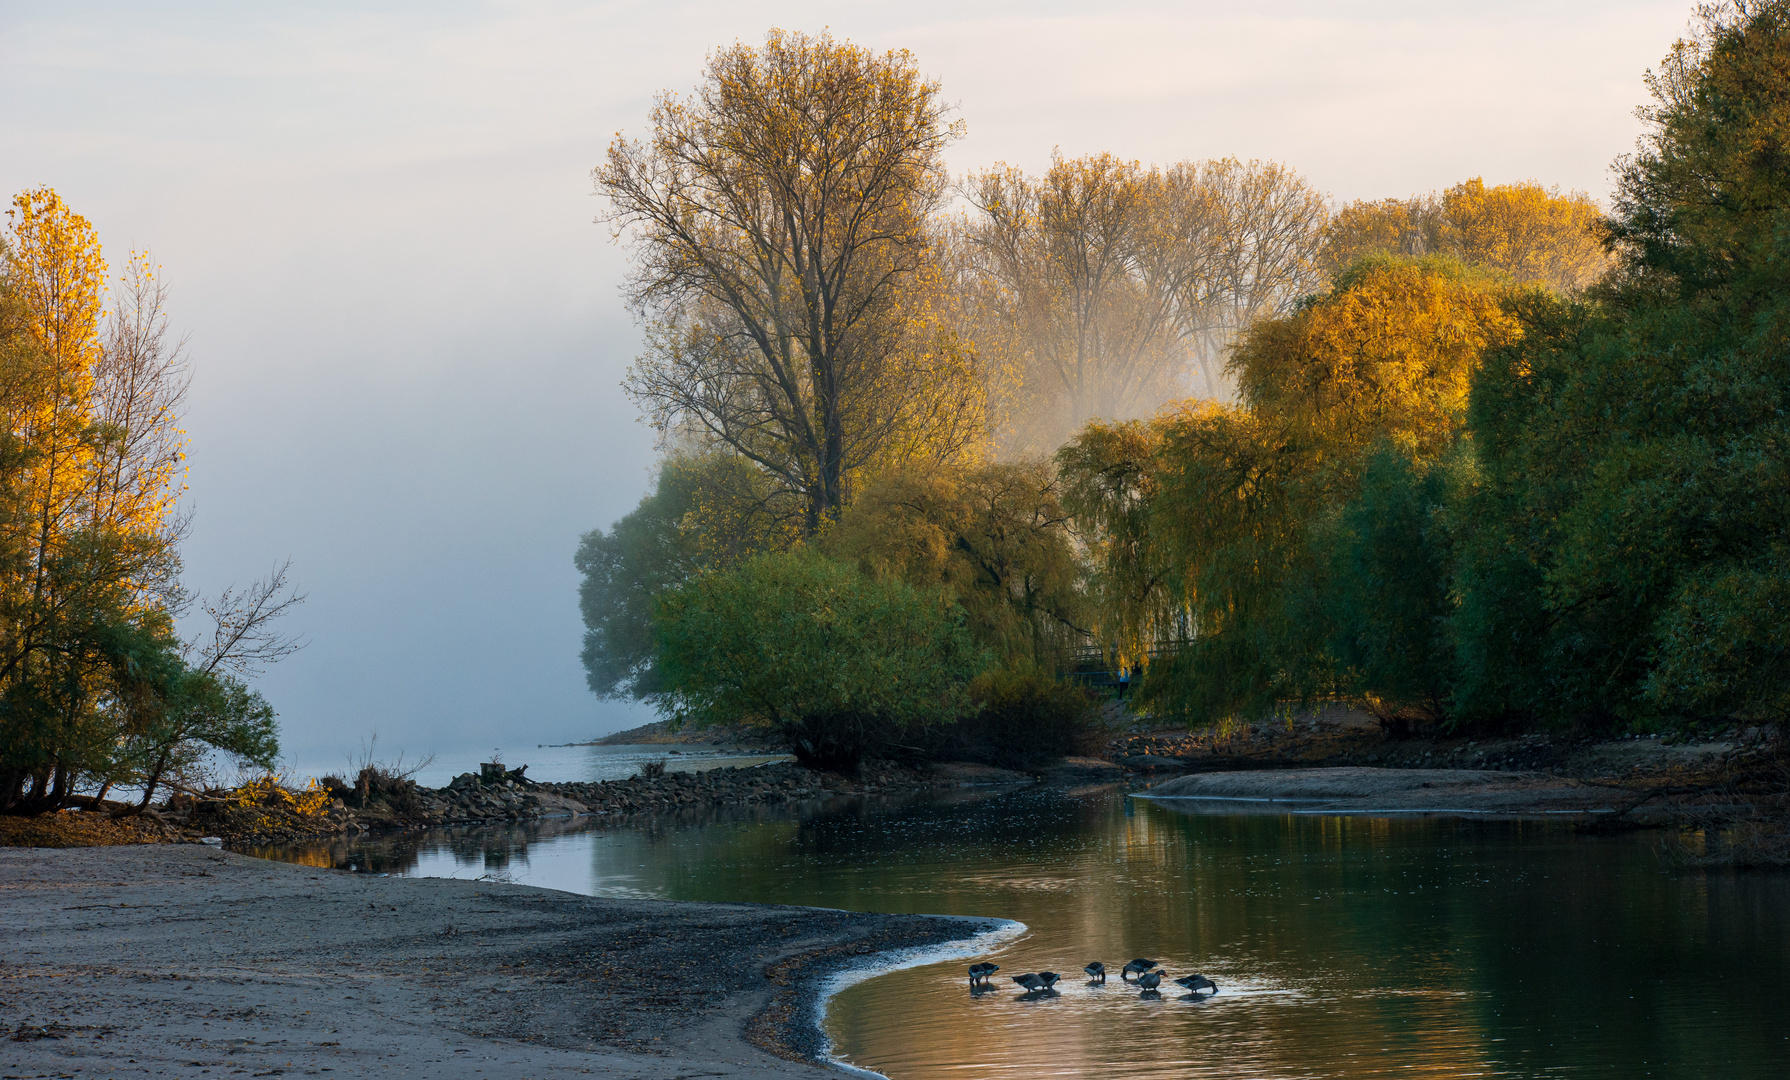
left=1314, top=443, right=1463, bottom=730
left=575, top=452, right=798, bottom=700
left=1453, top=0, right=1790, bottom=729
left=652, top=549, right=984, bottom=771
left=822, top=460, right=1086, bottom=672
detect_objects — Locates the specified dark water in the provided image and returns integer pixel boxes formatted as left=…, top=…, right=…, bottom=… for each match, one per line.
left=255, top=787, right=1790, bottom=1079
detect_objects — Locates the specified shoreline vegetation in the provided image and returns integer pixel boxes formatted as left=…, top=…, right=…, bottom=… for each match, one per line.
left=9, top=706, right=1784, bottom=861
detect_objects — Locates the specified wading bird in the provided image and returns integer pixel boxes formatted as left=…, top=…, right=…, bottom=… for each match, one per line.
left=968, top=962, right=999, bottom=987
left=1174, top=974, right=1218, bottom=995
left=1012, top=973, right=1047, bottom=994
left=1038, top=971, right=1061, bottom=989
left=1083, top=962, right=1106, bottom=983
left=1121, top=958, right=1158, bottom=981
left=1137, top=970, right=1163, bottom=991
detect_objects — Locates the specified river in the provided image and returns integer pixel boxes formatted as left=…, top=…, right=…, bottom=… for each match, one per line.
left=255, top=782, right=1790, bottom=1079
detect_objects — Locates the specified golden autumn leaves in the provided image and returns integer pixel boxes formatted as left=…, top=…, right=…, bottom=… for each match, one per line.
left=2, top=188, right=292, bottom=815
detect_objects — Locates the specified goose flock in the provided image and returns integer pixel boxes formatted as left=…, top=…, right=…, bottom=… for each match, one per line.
left=969, top=958, right=1218, bottom=998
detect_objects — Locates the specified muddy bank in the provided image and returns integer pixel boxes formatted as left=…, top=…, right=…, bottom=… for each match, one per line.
left=1, top=844, right=987, bottom=1078
left=1140, top=767, right=1624, bottom=815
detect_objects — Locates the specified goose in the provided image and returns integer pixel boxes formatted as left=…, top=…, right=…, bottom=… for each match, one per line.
left=1174, top=973, right=1218, bottom=995
left=1011, top=973, right=1046, bottom=993
left=1121, top=958, right=1159, bottom=981
left=968, top=962, right=1000, bottom=987
left=1038, top=971, right=1061, bottom=989
left=1083, top=962, right=1107, bottom=983
left=1136, top=970, right=1163, bottom=991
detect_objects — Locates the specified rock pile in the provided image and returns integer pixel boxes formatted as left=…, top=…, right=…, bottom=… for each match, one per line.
left=430, top=760, right=943, bottom=824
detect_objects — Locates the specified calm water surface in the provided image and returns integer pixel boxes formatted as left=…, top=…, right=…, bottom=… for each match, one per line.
left=256, top=786, right=1790, bottom=1079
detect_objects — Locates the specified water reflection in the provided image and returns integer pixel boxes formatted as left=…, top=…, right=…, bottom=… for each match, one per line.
left=254, top=787, right=1790, bottom=1080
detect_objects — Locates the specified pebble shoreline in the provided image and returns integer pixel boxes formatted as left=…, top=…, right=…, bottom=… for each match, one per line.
left=180, top=758, right=1025, bottom=846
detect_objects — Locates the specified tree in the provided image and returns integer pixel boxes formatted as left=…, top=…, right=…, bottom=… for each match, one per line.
left=963, top=155, right=1327, bottom=450
left=652, top=549, right=984, bottom=771
left=1059, top=256, right=1522, bottom=726
left=0, top=189, right=299, bottom=813
left=824, top=460, right=1087, bottom=672
left=575, top=451, right=798, bottom=700
left=599, top=30, right=981, bottom=533
left=1454, top=1, right=1790, bottom=729
left=1441, top=178, right=1608, bottom=293
left=1323, top=179, right=1609, bottom=293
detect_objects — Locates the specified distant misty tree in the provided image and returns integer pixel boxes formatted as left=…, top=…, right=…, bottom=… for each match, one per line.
left=961, top=154, right=1328, bottom=451
left=576, top=452, right=798, bottom=700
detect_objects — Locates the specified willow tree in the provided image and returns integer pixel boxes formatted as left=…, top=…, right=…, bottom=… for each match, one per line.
left=599, top=31, right=981, bottom=533
left=1060, top=256, right=1523, bottom=726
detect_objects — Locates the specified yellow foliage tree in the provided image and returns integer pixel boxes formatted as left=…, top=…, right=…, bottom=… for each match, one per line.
left=0, top=188, right=235, bottom=814
left=1059, top=256, right=1526, bottom=723
left=1441, top=178, right=1607, bottom=294
left=1234, top=255, right=1522, bottom=461
left=1323, top=178, right=1609, bottom=293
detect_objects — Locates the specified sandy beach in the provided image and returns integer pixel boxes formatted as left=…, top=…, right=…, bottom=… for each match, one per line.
left=1, top=845, right=986, bottom=1078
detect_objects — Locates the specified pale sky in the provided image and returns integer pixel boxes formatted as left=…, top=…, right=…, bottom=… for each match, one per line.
left=0, top=0, right=1690, bottom=769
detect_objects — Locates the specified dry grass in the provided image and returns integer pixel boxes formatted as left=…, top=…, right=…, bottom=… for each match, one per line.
left=0, top=811, right=172, bottom=848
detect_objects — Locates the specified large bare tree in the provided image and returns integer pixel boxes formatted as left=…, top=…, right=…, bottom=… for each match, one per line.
left=598, top=31, right=976, bottom=532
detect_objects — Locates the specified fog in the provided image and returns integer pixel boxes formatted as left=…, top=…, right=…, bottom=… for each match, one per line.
left=0, top=0, right=1688, bottom=771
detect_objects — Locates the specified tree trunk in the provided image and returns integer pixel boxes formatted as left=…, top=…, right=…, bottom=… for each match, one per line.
left=130, top=748, right=172, bottom=815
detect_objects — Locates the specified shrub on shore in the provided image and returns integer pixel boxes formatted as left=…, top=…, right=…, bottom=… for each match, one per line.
left=948, top=667, right=1103, bottom=770
left=653, top=549, right=985, bottom=773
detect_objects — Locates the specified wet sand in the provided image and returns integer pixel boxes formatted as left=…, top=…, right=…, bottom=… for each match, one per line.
left=1, top=845, right=985, bottom=1078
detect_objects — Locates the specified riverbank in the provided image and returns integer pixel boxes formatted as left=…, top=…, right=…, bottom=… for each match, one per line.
left=1, top=844, right=986, bottom=1077
left=1117, top=712, right=1789, bottom=860
left=1140, top=766, right=1625, bottom=814
left=147, top=758, right=1036, bottom=847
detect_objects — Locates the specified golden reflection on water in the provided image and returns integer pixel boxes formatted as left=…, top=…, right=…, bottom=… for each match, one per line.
left=820, top=797, right=1787, bottom=1080
left=253, top=788, right=1790, bottom=1080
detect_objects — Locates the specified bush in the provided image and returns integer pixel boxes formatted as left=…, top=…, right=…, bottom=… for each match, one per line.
left=952, top=667, right=1102, bottom=771
left=653, top=549, right=985, bottom=773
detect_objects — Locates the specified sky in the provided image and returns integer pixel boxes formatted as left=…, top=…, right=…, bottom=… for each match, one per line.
left=0, top=0, right=1692, bottom=771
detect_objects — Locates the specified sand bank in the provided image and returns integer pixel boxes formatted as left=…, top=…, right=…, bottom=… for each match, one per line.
left=1139, top=766, right=1620, bottom=815
left=1, top=845, right=985, bottom=1078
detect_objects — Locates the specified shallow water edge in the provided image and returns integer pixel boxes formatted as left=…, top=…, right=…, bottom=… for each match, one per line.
left=814, top=917, right=1029, bottom=1077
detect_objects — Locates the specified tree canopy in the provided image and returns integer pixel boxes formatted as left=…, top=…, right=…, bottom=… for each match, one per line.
left=599, top=30, right=982, bottom=533
left=0, top=189, right=297, bottom=814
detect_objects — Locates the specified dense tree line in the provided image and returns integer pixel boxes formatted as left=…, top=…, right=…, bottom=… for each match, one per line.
left=0, top=189, right=299, bottom=814
left=582, top=4, right=1790, bottom=763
